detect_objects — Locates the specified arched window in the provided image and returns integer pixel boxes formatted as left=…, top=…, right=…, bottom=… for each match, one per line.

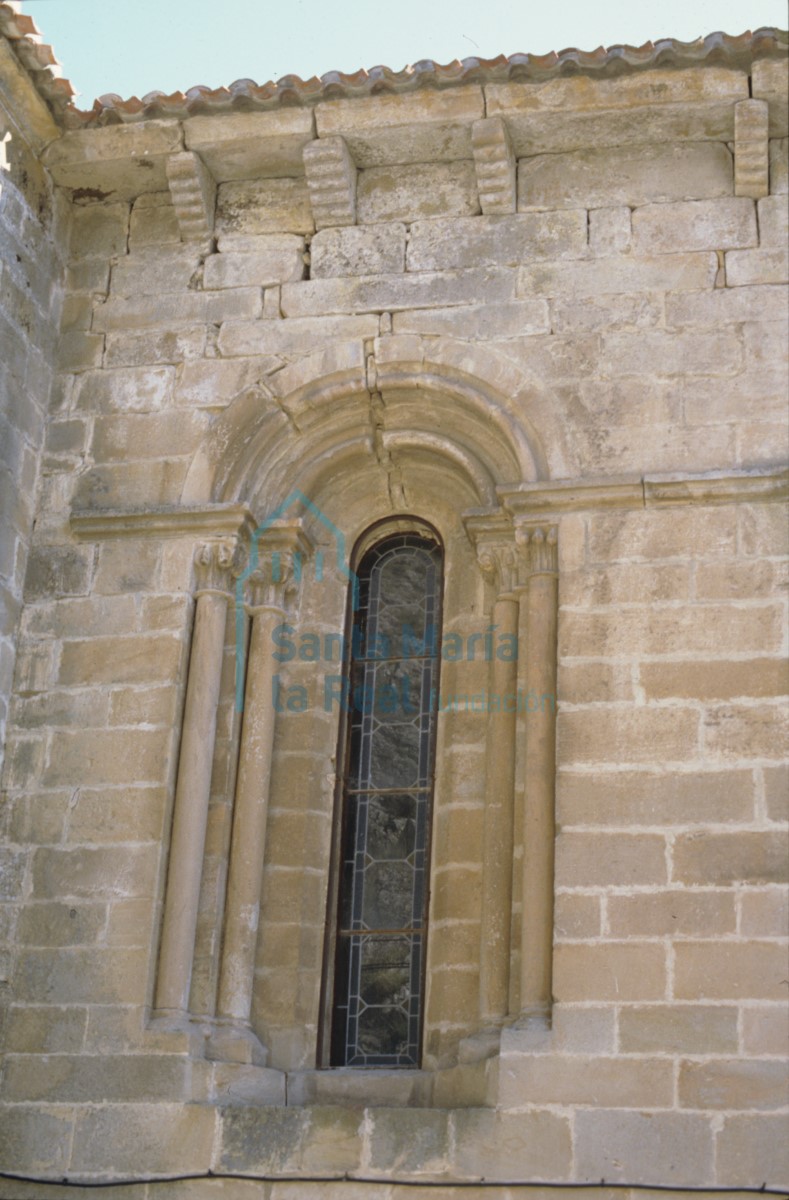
left=323, top=524, right=444, bottom=1067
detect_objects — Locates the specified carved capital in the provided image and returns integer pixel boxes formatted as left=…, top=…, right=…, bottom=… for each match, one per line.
left=515, top=523, right=558, bottom=577
left=244, top=521, right=313, bottom=614
left=194, top=538, right=246, bottom=595
left=476, top=541, right=520, bottom=595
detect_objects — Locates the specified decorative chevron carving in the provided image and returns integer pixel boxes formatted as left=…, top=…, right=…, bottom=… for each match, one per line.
left=166, top=151, right=217, bottom=242
left=303, top=136, right=357, bottom=228
left=472, top=116, right=516, bottom=215
left=734, top=99, right=769, bottom=199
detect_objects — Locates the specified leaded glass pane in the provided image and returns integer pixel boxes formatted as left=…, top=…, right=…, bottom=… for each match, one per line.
left=330, top=532, right=442, bottom=1068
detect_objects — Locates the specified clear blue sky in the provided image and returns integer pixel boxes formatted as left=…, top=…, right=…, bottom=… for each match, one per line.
left=23, top=0, right=789, bottom=107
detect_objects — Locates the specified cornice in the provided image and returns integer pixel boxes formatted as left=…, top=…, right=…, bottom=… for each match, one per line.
left=69, top=503, right=258, bottom=542
left=488, top=466, right=788, bottom=521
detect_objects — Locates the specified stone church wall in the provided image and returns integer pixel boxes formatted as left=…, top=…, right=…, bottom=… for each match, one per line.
left=0, top=108, right=68, bottom=778
left=0, top=26, right=786, bottom=1198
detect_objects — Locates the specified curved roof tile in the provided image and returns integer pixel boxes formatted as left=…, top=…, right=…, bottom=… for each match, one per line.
left=0, top=8, right=785, bottom=131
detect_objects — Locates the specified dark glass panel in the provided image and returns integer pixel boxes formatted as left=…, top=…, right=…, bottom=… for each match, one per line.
left=330, top=532, right=442, bottom=1067
left=366, top=793, right=418, bottom=861
left=356, top=1005, right=410, bottom=1060
left=369, top=720, right=422, bottom=789
left=361, top=861, right=415, bottom=929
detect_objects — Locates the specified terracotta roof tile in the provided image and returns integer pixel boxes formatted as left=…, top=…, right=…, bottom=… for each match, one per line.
left=0, top=9, right=785, bottom=131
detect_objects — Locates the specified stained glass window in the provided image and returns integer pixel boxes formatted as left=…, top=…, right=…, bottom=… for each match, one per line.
left=328, top=531, right=443, bottom=1067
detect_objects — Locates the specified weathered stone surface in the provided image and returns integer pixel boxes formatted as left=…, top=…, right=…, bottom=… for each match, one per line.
left=589, top=206, right=631, bottom=255
left=70, top=1104, right=216, bottom=1174
left=519, top=252, right=717, bottom=297
left=0, top=1105, right=73, bottom=1175
left=451, top=1109, right=572, bottom=1180
left=281, top=267, right=515, bottom=316
left=716, top=1115, right=789, bottom=1188
left=575, top=1110, right=714, bottom=1185
left=204, top=246, right=305, bottom=289
left=407, top=211, right=587, bottom=272
left=556, top=832, right=667, bottom=887
left=675, top=941, right=788, bottom=999
left=726, top=247, right=789, bottom=286
left=73, top=366, right=175, bottom=412
left=619, top=1005, right=739, bottom=1054
left=519, top=143, right=732, bottom=210
left=752, top=58, right=789, bottom=135
left=129, top=194, right=181, bottom=248
left=608, top=890, right=736, bottom=937
left=216, top=178, right=314, bottom=236
left=184, top=109, right=316, bottom=181
left=110, top=246, right=203, bottom=297
left=311, top=223, right=405, bottom=278
left=632, top=197, right=757, bottom=253
left=679, top=1058, right=789, bottom=1110
left=315, top=86, right=484, bottom=166
left=69, top=202, right=129, bottom=259
left=93, top=287, right=263, bottom=331
left=554, top=943, right=666, bottom=1001
left=673, top=831, right=789, bottom=884
left=218, top=313, right=379, bottom=357
left=769, top=136, right=788, bottom=193
left=23, top=546, right=92, bottom=602
left=357, top=161, right=479, bottom=223
left=758, top=194, right=789, bottom=247
left=219, top=1105, right=361, bottom=1174
left=392, top=299, right=549, bottom=339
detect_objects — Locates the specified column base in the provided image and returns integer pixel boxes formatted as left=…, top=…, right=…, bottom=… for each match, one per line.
left=205, top=1021, right=269, bottom=1067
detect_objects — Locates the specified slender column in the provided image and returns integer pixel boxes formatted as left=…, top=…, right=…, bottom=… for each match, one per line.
left=517, top=525, right=559, bottom=1022
left=217, top=524, right=310, bottom=1024
left=155, top=540, right=238, bottom=1015
left=477, top=542, right=520, bottom=1025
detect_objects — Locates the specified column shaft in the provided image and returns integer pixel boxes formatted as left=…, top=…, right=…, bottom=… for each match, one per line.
left=479, top=594, right=519, bottom=1023
left=519, top=568, right=558, bottom=1019
left=217, top=605, right=282, bottom=1022
left=156, top=590, right=228, bottom=1013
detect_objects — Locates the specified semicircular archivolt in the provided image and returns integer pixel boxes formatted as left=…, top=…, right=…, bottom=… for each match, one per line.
left=180, top=335, right=550, bottom=513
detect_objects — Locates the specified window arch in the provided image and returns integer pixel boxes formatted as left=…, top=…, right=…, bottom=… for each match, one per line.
left=323, top=522, right=444, bottom=1067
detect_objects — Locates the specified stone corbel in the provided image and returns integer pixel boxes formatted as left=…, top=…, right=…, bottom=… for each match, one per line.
left=472, top=116, right=516, bottom=215
left=166, top=150, right=217, bottom=242
left=303, top=135, right=357, bottom=228
left=734, top=99, right=769, bottom=199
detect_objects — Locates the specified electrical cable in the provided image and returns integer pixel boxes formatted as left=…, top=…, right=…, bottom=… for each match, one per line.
left=0, top=1170, right=786, bottom=1194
